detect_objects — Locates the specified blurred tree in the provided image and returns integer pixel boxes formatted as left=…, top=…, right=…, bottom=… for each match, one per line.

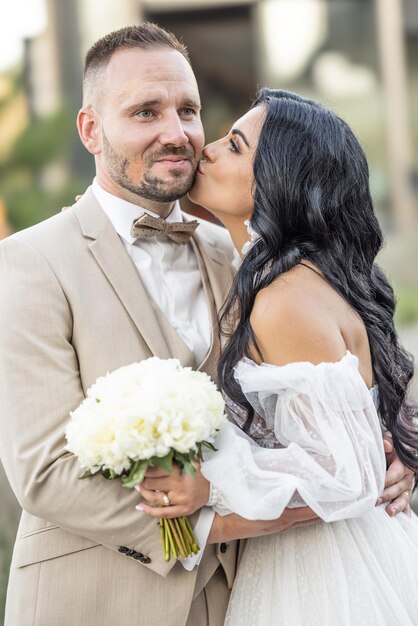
left=0, top=71, right=90, bottom=232
left=0, top=70, right=23, bottom=116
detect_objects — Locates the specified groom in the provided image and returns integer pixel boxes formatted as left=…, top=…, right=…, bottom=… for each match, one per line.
left=0, top=23, right=413, bottom=626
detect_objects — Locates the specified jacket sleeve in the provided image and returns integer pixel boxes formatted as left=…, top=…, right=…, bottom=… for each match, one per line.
left=0, top=236, right=180, bottom=577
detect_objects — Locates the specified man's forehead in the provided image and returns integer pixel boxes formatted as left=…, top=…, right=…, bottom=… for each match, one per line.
left=105, top=47, right=196, bottom=86
left=104, top=48, right=200, bottom=105
left=115, top=82, right=201, bottom=108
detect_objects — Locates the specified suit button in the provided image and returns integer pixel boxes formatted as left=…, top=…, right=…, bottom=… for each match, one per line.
left=118, top=546, right=130, bottom=554
left=125, top=549, right=136, bottom=557
left=220, top=543, right=228, bottom=553
left=132, top=552, right=145, bottom=560
left=139, top=556, right=152, bottom=564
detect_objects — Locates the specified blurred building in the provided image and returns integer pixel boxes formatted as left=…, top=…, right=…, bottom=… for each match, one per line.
left=20, top=0, right=418, bottom=228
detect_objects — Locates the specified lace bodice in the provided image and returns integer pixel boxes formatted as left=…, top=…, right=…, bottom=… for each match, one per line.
left=225, top=396, right=284, bottom=449
left=203, top=352, right=386, bottom=522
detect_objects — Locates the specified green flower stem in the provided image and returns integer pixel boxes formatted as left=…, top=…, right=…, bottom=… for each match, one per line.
left=163, top=520, right=171, bottom=560
left=174, top=517, right=191, bottom=556
left=179, top=517, right=193, bottom=544
left=184, top=516, right=200, bottom=553
left=179, top=517, right=200, bottom=554
left=163, top=519, right=171, bottom=561
left=168, top=518, right=188, bottom=559
left=164, top=533, right=170, bottom=562
left=162, top=519, right=169, bottom=560
left=159, top=519, right=169, bottom=562
left=164, top=518, right=178, bottom=560
left=178, top=517, right=193, bottom=554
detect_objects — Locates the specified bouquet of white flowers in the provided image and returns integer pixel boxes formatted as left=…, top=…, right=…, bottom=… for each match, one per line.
left=65, top=357, right=226, bottom=561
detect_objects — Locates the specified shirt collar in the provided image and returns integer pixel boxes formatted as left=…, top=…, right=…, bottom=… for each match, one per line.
left=92, top=178, right=183, bottom=245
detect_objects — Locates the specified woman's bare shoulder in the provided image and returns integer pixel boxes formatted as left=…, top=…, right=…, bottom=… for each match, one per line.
left=250, top=265, right=347, bottom=366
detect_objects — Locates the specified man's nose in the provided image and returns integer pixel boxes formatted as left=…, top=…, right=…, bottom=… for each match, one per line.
left=158, top=113, right=190, bottom=147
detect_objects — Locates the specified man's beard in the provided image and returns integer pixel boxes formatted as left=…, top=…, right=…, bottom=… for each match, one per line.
left=102, top=132, right=197, bottom=202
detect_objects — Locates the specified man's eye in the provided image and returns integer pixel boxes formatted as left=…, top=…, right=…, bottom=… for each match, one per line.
left=137, top=110, right=154, bottom=119
left=181, top=108, right=196, bottom=117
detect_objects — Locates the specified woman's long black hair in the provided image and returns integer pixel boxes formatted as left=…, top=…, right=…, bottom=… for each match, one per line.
left=218, top=88, right=418, bottom=472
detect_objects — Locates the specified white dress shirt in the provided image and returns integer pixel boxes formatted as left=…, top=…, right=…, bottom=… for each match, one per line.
left=92, top=179, right=211, bottom=364
left=92, top=179, right=214, bottom=569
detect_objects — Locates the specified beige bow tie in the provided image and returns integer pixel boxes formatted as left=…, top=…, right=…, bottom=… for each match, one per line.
left=131, top=212, right=199, bottom=244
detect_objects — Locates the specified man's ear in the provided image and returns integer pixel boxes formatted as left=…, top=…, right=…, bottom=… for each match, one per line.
left=77, top=106, right=102, bottom=155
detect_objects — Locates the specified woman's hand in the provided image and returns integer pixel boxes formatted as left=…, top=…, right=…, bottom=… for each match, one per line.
left=61, top=195, right=82, bottom=211
left=377, top=436, right=415, bottom=517
left=136, top=463, right=210, bottom=519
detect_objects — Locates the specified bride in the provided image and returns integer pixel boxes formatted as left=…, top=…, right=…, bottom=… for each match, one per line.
left=141, top=89, right=418, bottom=625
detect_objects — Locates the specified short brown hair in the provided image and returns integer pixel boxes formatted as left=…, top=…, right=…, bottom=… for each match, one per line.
left=84, top=22, right=190, bottom=78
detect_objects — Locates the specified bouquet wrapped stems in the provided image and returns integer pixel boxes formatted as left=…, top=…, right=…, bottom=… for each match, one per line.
left=160, top=517, right=199, bottom=561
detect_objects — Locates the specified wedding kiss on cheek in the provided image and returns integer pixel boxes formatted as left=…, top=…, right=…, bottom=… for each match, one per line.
left=0, top=22, right=416, bottom=626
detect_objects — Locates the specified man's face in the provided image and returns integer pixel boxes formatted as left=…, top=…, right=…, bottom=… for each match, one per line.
left=92, top=47, right=204, bottom=207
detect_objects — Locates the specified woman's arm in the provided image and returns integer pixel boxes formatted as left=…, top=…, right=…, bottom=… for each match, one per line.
left=207, top=508, right=319, bottom=543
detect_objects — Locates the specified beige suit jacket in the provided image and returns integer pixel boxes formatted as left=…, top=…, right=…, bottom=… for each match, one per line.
left=0, top=189, right=237, bottom=626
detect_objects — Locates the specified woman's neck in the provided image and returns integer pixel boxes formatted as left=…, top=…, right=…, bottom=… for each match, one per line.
left=215, top=213, right=250, bottom=258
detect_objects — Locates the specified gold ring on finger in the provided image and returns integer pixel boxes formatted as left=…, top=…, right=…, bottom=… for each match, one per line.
left=162, top=493, right=171, bottom=507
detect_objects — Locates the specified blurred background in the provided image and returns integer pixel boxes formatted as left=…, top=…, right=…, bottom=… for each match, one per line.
left=1, top=0, right=418, bottom=620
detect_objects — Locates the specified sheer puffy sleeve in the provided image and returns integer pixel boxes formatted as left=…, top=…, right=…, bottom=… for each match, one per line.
left=201, top=352, right=386, bottom=522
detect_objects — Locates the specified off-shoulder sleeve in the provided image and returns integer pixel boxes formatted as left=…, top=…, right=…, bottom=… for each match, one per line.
left=201, top=352, right=386, bottom=522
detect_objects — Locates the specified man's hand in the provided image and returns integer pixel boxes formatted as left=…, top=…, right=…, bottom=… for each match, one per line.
left=136, top=464, right=210, bottom=518
left=377, top=436, right=414, bottom=517
left=208, top=507, right=319, bottom=544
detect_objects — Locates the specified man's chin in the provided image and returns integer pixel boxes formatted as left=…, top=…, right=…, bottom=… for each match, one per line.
left=140, top=175, right=195, bottom=202
left=142, top=185, right=193, bottom=203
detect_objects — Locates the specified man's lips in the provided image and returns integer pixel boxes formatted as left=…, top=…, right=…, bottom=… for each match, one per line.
left=157, top=157, right=187, bottom=162
left=153, top=157, right=193, bottom=168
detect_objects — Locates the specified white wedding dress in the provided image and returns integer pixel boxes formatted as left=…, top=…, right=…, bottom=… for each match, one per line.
left=201, top=352, right=418, bottom=625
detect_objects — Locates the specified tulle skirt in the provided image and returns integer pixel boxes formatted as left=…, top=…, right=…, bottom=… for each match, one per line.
left=225, top=506, right=418, bottom=625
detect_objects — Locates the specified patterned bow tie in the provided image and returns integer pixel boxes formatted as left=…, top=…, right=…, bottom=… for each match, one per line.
left=131, top=212, right=199, bottom=244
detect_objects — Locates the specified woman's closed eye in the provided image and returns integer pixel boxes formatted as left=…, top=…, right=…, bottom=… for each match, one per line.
left=229, top=137, right=241, bottom=153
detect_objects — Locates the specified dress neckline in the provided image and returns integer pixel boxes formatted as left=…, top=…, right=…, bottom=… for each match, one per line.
left=238, top=351, right=376, bottom=393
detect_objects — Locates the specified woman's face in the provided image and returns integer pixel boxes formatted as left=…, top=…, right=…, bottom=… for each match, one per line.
left=188, top=105, right=265, bottom=222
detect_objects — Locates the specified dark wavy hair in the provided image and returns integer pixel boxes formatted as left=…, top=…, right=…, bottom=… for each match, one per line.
left=218, top=88, right=418, bottom=472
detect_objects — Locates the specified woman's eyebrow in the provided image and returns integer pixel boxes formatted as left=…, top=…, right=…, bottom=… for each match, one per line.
left=231, top=128, right=250, bottom=148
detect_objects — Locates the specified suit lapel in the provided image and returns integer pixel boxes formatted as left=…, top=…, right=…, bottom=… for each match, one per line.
left=188, top=221, right=234, bottom=317
left=188, top=219, right=235, bottom=374
left=73, top=189, right=171, bottom=359
left=191, top=237, right=219, bottom=376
